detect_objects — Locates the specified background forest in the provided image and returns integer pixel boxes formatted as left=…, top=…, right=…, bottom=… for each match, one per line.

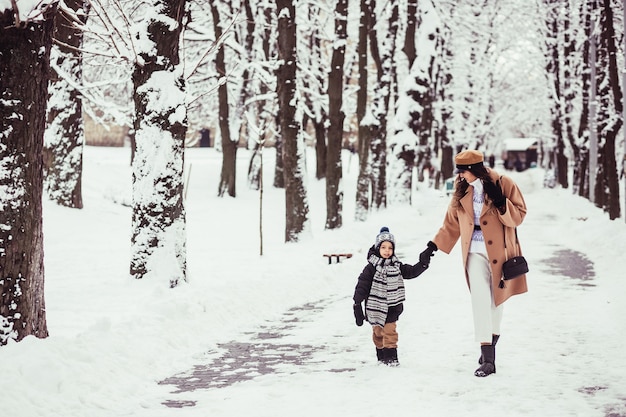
left=1, top=0, right=626, bottom=346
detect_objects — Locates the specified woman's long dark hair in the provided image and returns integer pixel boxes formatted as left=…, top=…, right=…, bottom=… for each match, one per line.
left=453, top=164, right=496, bottom=206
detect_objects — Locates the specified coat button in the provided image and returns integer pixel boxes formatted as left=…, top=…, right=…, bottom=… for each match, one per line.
left=492, top=259, right=498, bottom=264
left=487, top=240, right=493, bottom=245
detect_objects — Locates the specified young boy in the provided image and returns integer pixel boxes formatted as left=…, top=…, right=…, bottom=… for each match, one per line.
left=353, top=227, right=432, bottom=366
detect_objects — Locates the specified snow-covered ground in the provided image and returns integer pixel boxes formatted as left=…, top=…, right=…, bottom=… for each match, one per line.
left=1, top=145, right=625, bottom=417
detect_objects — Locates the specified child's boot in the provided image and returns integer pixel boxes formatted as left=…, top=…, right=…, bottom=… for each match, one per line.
left=382, top=348, right=399, bottom=366
left=376, top=348, right=384, bottom=363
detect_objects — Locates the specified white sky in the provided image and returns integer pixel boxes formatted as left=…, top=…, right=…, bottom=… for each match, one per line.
left=1, top=145, right=625, bottom=417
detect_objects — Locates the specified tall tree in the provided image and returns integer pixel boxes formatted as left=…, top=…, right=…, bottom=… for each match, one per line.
left=300, top=2, right=328, bottom=181
left=211, top=2, right=237, bottom=197
left=44, top=0, right=88, bottom=209
left=433, top=18, right=454, bottom=183
left=325, top=0, right=347, bottom=230
left=388, top=2, right=439, bottom=204
left=276, top=0, right=309, bottom=241
left=593, top=0, right=621, bottom=219
left=576, top=0, right=593, bottom=198
left=355, top=0, right=372, bottom=221
left=402, top=0, right=418, bottom=68
left=544, top=0, right=570, bottom=189
left=0, top=3, right=56, bottom=344
left=130, top=0, right=188, bottom=286
left=369, top=0, right=399, bottom=209
left=247, top=2, right=276, bottom=190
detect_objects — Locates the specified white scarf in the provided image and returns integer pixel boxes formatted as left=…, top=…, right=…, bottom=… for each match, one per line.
left=470, top=178, right=487, bottom=253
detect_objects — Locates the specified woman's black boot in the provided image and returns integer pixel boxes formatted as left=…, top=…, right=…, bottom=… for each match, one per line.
left=478, top=334, right=500, bottom=364
left=474, top=344, right=496, bottom=377
left=376, top=348, right=384, bottom=362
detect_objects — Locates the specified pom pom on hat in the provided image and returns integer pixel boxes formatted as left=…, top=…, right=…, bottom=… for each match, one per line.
left=455, top=150, right=484, bottom=172
left=375, top=226, right=395, bottom=250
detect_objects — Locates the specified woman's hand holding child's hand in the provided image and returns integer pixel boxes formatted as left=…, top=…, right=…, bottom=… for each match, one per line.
left=419, top=241, right=438, bottom=266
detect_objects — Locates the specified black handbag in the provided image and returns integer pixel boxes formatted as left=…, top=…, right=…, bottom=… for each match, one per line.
left=500, top=227, right=528, bottom=287
left=503, top=255, right=529, bottom=280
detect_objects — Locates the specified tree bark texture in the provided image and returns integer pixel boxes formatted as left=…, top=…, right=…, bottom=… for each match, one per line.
left=212, top=3, right=237, bottom=198
left=435, top=26, right=454, bottom=182
left=277, top=0, right=309, bottom=242
left=44, top=0, right=88, bottom=209
left=0, top=8, right=54, bottom=344
left=314, top=116, right=327, bottom=180
left=325, top=0, right=347, bottom=230
left=367, top=0, right=385, bottom=208
left=370, top=0, right=398, bottom=210
left=545, top=1, right=569, bottom=189
left=354, top=0, right=371, bottom=221
left=388, top=34, right=434, bottom=203
left=575, top=1, right=591, bottom=197
left=130, top=0, right=187, bottom=286
left=595, top=0, right=621, bottom=219
left=248, top=3, right=275, bottom=190
left=402, top=0, right=417, bottom=69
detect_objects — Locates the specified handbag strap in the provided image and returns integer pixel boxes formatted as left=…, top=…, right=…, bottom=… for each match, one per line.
left=503, top=226, right=509, bottom=261
left=498, top=175, right=522, bottom=260
left=504, top=226, right=522, bottom=261
left=500, top=175, right=510, bottom=262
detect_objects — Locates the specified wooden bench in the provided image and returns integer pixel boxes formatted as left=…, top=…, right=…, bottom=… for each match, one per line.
left=323, top=253, right=353, bottom=264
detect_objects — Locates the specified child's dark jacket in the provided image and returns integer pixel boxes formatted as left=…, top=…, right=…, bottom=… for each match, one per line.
left=353, top=246, right=428, bottom=324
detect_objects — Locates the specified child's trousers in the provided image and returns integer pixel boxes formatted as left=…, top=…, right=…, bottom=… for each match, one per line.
left=372, top=322, right=398, bottom=349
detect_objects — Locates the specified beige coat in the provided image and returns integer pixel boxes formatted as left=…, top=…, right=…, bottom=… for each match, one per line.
left=432, top=170, right=528, bottom=306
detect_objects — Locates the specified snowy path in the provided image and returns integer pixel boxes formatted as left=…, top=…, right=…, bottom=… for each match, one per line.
left=3, top=147, right=624, bottom=417
left=154, top=169, right=626, bottom=417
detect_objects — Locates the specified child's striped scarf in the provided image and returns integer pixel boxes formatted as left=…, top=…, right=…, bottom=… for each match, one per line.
left=365, top=253, right=405, bottom=328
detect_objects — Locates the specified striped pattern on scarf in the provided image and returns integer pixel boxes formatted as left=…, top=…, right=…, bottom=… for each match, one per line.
left=365, top=253, right=405, bottom=328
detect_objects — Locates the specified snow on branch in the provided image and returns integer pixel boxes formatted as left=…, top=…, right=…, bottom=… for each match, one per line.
left=1, top=0, right=58, bottom=26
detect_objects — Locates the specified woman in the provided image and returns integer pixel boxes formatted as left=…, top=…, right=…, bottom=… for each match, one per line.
left=419, top=149, right=528, bottom=377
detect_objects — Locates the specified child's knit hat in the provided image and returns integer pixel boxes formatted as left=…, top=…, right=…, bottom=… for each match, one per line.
left=375, top=226, right=395, bottom=250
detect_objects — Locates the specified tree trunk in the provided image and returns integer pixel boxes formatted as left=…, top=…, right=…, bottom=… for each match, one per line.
left=273, top=129, right=285, bottom=188
left=402, top=0, right=417, bottom=68
left=355, top=126, right=372, bottom=222
left=545, top=1, right=570, bottom=189
left=301, top=4, right=327, bottom=181
left=0, top=7, right=54, bottom=344
left=314, top=117, right=327, bottom=180
left=130, top=0, right=187, bottom=286
left=388, top=4, right=437, bottom=205
left=277, top=0, right=309, bottom=242
left=237, top=0, right=254, bottom=151
left=354, top=0, right=371, bottom=221
left=248, top=3, right=274, bottom=190
left=44, top=0, right=88, bottom=209
left=596, top=0, right=621, bottom=219
left=561, top=0, right=577, bottom=182
left=212, top=3, right=237, bottom=197
left=434, top=25, right=454, bottom=182
left=325, top=0, right=347, bottom=230
left=575, top=0, right=593, bottom=195
left=368, top=0, right=386, bottom=209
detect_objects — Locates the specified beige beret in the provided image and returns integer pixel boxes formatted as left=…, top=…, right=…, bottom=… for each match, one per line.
left=455, top=150, right=484, bottom=168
